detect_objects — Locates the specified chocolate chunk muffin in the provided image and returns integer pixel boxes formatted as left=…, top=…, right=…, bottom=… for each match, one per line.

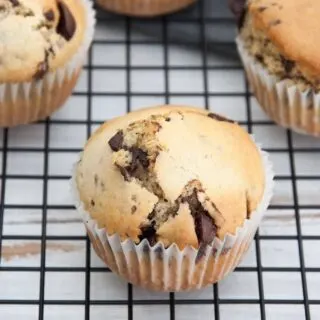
left=234, top=0, right=320, bottom=136
left=95, top=0, right=196, bottom=17
left=72, top=105, right=274, bottom=291
left=0, top=0, right=95, bottom=127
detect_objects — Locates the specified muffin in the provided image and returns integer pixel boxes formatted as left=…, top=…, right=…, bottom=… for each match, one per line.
left=71, top=105, right=274, bottom=291
left=233, top=0, right=320, bottom=136
left=95, top=0, right=196, bottom=17
left=0, top=0, right=95, bottom=127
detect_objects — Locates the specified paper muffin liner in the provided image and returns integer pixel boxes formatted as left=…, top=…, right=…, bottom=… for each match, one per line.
left=96, top=0, right=197, bottom=17
left=70, top=137, right=274, bottom=292
left=0, top=0, right=96, bottom=127
left=237, top=37, right=320, bottom=137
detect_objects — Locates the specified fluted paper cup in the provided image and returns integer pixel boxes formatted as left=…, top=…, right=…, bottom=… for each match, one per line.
left=237, top=37, right=320, bottom=137
left=96, top=0, right=197, bottom=17
left=0, top=0, right=96, bottom=127
left=70, top=138, right=274, bottom=292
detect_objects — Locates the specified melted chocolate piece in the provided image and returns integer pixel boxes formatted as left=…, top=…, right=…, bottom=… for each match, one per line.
left=108, top=131, right=124, bottom=151
left=208, top=112, right=235, bottom=124
left=33, top=50, right=49, bottom=80
left=228, top=0, right=247, bottom=29
left=117, top=165, right=130, bottom=182
left=182, top=190, right=217, bottom=245
left=9, top=0, right=19, bottom=7
left=56, top=1, right=76, bottom=41
left=139, top=222, right=157, bottom=246
left=130, top=147, right=149, bottom=169
left=280, top=55, right=295, bottom=74
left=255, top=54, right=264, bottom=64
left=123, top=147, right=149, bottom=179
left=44, top=9, right=55, bottom=21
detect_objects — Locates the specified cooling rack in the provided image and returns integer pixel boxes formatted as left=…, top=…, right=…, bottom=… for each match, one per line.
left=1, top=0, right=320, bottom=319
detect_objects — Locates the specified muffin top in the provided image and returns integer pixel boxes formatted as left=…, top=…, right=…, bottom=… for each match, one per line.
left=0, top=0, right=86, bottom=83
left=237, top=0, right=320, bottom=90
left=75, top=106, right=265, bottom=250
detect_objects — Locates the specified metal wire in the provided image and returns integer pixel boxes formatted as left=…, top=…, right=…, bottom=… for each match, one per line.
left=0, top=1, right=319, bottom=319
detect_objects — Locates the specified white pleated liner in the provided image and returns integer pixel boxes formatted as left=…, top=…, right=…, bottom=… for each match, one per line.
left=0, top=0, right=96, bottom=126
left=236, top=37, right=320, bottom=137
left=70, top=136, right=274, bottom=292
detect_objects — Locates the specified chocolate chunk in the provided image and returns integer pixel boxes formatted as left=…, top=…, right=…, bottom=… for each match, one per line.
left=9, top=0, right=19, bottom=7
left=44, top=9, right=55, bottom=21
left=280, top=55, right=295, bottom=74
left=117, top=165, right=130, bottom=182
left=255, top=54, right=264, bottom=64
left=182, top=190, right=217, bottom=245
left=33, top=50, right=49, bottom=80
left=56, top=1, right=76, bottom=41
left=194, top=210, right=217, bottom=245
left=108, top=131, right=124, bottom=152
left=131, top=147, right=149, bottom=168
left=228, top=0, right=247, bottom=29
left=131, top=205, right=137, bottom=214
left=125, top=147, right=149, bottom=178
left=139, top=222, right=157, bottom=246
left=90, top=199, right=95, bottom=206
left=208, top=112, right=235, bottom=124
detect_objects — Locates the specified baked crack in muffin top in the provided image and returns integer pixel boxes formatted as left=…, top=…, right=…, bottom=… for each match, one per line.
left=0, top=0, right=85, bottom=82
left=76, top=106, right=265, bottom=250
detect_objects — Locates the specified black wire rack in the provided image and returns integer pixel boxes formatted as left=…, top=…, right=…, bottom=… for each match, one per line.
left=1, top=0, right=320, bottom=319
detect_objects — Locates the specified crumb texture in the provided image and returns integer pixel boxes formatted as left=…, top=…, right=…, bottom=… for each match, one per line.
left=76, top=106, right=265, bottom=250
left=240, top=0, right=320, bottom=91
left=0, top=0, right=77, bottom=82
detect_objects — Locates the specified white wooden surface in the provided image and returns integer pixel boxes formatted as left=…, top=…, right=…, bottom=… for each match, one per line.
left=1, top=22, right=320, bottom=320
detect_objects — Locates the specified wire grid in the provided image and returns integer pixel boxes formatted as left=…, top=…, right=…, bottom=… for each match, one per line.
left=1, top=0, right=320, bottom=319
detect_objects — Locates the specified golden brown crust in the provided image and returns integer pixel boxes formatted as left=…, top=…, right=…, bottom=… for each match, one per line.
left=96, top=0, right=196, bottom=17
left=76, top=105, right=265, bottom=249
left=249, top=0, right=320, bottom=78
left=0, top=0, right=87, bottom=83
